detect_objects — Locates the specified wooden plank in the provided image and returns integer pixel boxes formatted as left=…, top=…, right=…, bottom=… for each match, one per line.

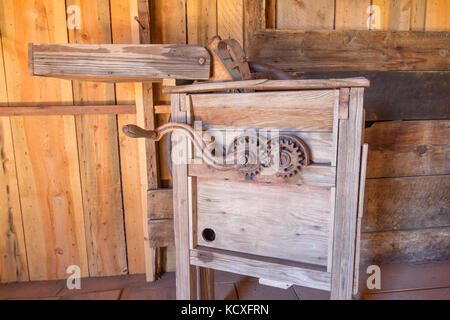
left=335, top=0, right=371, bottom=30
left=189, top=163, right=336, bottom=187
left=411, top=0, right=427, bottom=31
left=191, top=247, right=331, bottom=291
left=0, top=105, right=135, bottom=116
left=277, top=0, right=335, bottom=30
left=0, top=0, right=89, bottom=281
left=244, top=0, right=266, bottom=52
left=148, top=219, right=174, bottom=248
left=298, top=71, right=450, bottom=121
left=163, top=77, right=370, bottom=93
left=218, top=0, right=244, bottom=44
left=111, top=0, right=145, bottom=275
left=148, top=189, right=173, bottom=220
left=425, top=0, right=450, bottom=31
left=196, top=178, right=331, bottom=266
left=361, top=226, right=450, bottom=265
left=67, top=0, right=127, bottom=277
left=187, top=0, right=217, bottom=46
left=30, top=43, right=210, bottom=81
left=301, top=71, right=450, bottom=121
left=248, top=30, right=450, bottom=72
left=0, top=39, right=28, bottom=283
left=363, top=175, right=450, bottom=232
left=0, top=117, right=29, bottom=283
left=265, top=0, right=276, bottom=29
left=364, top=287, right=450, bottom=300
left=199, top=267, right=215, bottom=300
left=151, top=0, right=187, bottom=44
left=191, top=90, right=338, bottom=131
left=171, top=93, right=197, bottom=299
left=331, top=88, right=365, bottom=299
left=365, top=120, right=450, bottom=178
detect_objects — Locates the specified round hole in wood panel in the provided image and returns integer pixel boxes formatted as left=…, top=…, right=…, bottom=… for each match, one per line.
left=202, top=228, right=216, bottom=242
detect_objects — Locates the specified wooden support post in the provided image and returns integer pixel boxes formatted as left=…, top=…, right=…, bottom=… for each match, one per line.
left=171, top=93, right=197, bottom=299
left=331, top=88, right=365, bottom=300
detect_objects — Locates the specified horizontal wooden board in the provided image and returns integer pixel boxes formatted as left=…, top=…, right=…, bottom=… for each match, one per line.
left=248, top=30, right=450, bottom=72
left=0, top=105, right=135, bottom=116
left=360, top=226, right=450, bottom=265
left=297, top=71, right=450, bottom=121
left=163, top=77, right=370, bottom=94
left=203, top=129, right=334, bottom=164
left=196, top=178, right=331, bottom=266
left=30, top=43, right=210, bottom=81
left=365, top=120, right=450, bottom=178
left=363, top=175, right=450, bottom=232
left=189, top=163, right=336, bottom=187
left=191, top=90, right=338, bottom=131
left=148, top=189, right=173, bottom=219
left=191, top=247, right=331, bottom=291
left=148, top=219, right=174, bottom=248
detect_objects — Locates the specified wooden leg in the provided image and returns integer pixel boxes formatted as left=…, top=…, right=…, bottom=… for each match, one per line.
left=199, top=267, right=215, bottom=300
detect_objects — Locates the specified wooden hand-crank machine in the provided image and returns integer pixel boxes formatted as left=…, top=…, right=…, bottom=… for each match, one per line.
left=29, top=36, right=369, bottom=300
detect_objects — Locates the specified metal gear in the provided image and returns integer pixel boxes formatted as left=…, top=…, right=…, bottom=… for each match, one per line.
left=268, top=136, right=310, bottom=178
left=228, top=135, right=269, bottom=178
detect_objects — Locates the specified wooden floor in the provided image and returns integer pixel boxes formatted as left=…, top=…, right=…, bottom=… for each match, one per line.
left=1, top=261, right=448, bottom=300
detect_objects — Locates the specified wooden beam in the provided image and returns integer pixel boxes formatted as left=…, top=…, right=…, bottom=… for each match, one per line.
left=0, top=105, right=135, bottom=116
left=29, top=43, right=211, bottom=81
left=191, top=247, right=331, bottom=291
left=248, top=30, right=450, bottom=72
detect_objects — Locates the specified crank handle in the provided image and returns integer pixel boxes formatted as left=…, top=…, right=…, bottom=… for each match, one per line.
left=122, top=124, right=158, bottom=140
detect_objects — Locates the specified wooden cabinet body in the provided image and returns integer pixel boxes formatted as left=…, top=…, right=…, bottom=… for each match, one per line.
left=169, top=79, right=369, bottom=300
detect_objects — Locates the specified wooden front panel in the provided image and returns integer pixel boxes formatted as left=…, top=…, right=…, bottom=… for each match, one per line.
left=191, top=90, right=338, bottom=131
left=196, top=179, right=332, bottom=266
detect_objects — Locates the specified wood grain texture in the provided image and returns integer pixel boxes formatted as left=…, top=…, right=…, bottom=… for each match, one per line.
left=148, top=219, right=174, bottom=248
left=331, top=88, right=365, bottom=299
left=0, top=0, right=89, bottom=281
left=297, top=71, right=450, bottom=121
left=244, top=0, right=266, bottom=52
left=425, top=0, right=450, bottom=31
left=218, top=0, right=244, bottom=44
left=151, top=0, right=187, bottom=44
left=187, top=0, right=217, bottom=46
left=248, top=30, right=450, bottom=72
left=163, top=78, right=370, bottom=93
left=189, top=163, right=336, bottom=187
left=0, top=105, right=135, bottom=116
left=361, top=227, right=450, bottom=265
left=335, top=0, right=371, bottom=30
left=67, top=0, right=127, bottom=277
left=363, top=175, right=450, bottom=232
left=191, top=248, right=331, bottom=291
left=111, top=0, right=146, bottom=275
left=196, top=179, right=331, bottom=266
left=148, top=189, right=173, bottom=219
left=277, top=0, right=335, bottom=30
left=365, top=121, right=450, bottom=178
left=191, top=90, right=338, bottom=131
left=30, top=43, right=210, bottom=81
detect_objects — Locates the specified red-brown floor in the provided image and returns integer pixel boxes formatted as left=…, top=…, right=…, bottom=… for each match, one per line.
left=1, top=261, right=449, bottom=300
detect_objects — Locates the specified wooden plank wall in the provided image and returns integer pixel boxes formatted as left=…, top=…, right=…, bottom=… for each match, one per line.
left=0, top=0, right=448, bottom=283
left=0, top=0, right=147, bottom=283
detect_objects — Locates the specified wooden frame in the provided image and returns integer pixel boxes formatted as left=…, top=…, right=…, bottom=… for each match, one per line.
left=170, top=79, right=367, bottom=300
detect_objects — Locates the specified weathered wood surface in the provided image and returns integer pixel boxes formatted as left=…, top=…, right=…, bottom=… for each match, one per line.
left=248, top=30, right=450, bottom=72
left=361, top=226, right=450, bottom=265
left=148, top=189, right=174, bottom=219
left=331, top=88, right=364, bottom=299
left=277, top=0, right=335, bottom=30
left=217, top=0, right=244, bottom=45
left=148, top=219, right=174, bottom=248
left=196, top=178, right=331, bottom=266
left=67, top=0, right=127, bottom=277
left=187, top=0, right=217, bottom=46
left=297, top=71, right=450, bottom=121
left=0, top=105, right=135, bottom=116
left=365, top=120, right=450, bottom=178
left=163, top=77, right=370, bottom=93
left=189, top=163, right=336, bottom=187
left=30, top=43, right=211, bottom=81
left=191, top=247, right=331, bottom=291
left=191, top=90, right=338, bottom=131
left=363, top=175, right=450, bottom=232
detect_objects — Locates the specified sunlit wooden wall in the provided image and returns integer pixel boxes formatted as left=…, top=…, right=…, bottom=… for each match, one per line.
left=1, top=0, right=449, bottom=283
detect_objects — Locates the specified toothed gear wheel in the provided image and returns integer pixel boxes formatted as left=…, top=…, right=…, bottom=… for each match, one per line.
left=268, top=136, right=309, bottom=178
left=228, top=135, right=268, bottom=178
